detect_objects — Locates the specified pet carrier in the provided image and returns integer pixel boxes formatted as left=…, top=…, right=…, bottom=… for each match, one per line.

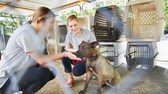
left=125, top=42, right=158, bottom=70
left=124, top=0, right=165, bottom=41
left=94, top=5, right=124, bottom=66
left=94, top=5, right=123, bottom=42
left=57, top=24, right=67, bottom=52
left=124, top=0, right=164, bottom=70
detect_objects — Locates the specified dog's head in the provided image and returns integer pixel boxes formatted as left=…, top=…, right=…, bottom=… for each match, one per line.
left=75, top=41, right=99, bottom=58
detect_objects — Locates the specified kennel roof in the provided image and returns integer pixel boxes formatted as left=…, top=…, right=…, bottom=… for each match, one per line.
left=0, top=0, right=91, bottom=16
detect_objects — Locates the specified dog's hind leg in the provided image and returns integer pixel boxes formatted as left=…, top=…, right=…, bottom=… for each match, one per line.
left=111, top=73, right=121, bottom=86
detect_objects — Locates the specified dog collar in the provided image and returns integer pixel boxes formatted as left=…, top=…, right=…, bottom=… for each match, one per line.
left=88, top=53, right=99, bottom=61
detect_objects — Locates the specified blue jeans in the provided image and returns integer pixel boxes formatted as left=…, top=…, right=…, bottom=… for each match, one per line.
left=0, top=67, right=55, bottom=94
left=62, top=57, right=86, bottom=76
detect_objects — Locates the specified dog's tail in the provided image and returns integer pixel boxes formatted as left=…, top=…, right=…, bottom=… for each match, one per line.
left=106, top=59, right=124, bottom=68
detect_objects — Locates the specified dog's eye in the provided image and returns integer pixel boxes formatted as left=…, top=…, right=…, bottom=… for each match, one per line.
left=79, top=45, right=84, bottom=49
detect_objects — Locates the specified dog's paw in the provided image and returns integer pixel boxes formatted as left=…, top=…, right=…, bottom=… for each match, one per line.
left=79, top=90, right=85, bottom=94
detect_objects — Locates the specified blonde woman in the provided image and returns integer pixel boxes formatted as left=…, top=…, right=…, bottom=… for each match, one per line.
left=62, top=15, right=97, bottom=87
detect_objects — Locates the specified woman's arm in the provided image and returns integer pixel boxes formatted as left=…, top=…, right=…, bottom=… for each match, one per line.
left=27, top=51, right=81, bottom=65
left=65, top=44, right=78, bottom=53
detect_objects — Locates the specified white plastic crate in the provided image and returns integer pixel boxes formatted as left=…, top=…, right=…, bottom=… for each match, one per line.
left=124, top=0, right=165, bottom=41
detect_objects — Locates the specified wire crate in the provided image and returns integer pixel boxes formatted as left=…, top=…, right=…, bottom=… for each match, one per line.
left=125, top=42, right=158, bottom=70
left=124, top=0, right=165, bottom=41
left=57, top=25, right=67, bottom=43
left=99, top=42, right=120, bottom=66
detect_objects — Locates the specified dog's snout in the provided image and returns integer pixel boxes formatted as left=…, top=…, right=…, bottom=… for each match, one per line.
left=74, top=50, right=83, bottom=58
left=74, top=51, right=79, bottom=56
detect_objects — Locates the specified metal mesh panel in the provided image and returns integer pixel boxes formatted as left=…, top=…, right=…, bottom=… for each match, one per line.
left=129, top=45, right=150, bottom=58
left=100, top=43, right=119, bottom=66
left=125, top=42, right=158, bottom=70
left=58, top=25, right=67, bottom=43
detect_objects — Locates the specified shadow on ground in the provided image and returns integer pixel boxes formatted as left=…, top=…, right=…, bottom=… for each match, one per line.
left=36, top=61, right=168, bottom=94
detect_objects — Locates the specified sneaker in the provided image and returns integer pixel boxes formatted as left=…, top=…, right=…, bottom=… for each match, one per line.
left=83, top=73, right=87, bottom=81
left=65, top=78, right=73, bottom=87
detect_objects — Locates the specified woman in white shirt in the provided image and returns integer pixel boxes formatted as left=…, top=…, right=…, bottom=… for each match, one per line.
left=62, top=15, right=97, bottom=87
left=0, top=7, right=80, bottom=94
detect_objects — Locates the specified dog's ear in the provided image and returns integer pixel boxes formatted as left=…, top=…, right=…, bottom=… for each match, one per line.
left=81, top=41, right=86, bottom=44
left=91, top=41, right=99, bottom=48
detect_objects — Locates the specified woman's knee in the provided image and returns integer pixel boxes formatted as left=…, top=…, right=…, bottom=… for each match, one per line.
left=38, top=67, right=53, bottom=81
left=72, top=64, right=86, bottom=76
left=72, top=70, right=81, bottom=76
left=62, top=57, right=71, bottom=66
left=61, top=57, right=72, bottom=73
left=61, top=57, right=69, bottom=63
left=73, top=69, right=85, bottom=76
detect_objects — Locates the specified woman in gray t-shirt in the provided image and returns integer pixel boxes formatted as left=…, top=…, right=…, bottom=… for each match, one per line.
left=62, top=15, right=96, bottom=87
left=0, top=7, right=80, bottom=94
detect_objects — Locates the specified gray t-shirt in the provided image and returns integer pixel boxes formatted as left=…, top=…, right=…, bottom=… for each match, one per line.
left=0, top=24, right=44, bottom=88
left=65, top=29, right=96, bottom=49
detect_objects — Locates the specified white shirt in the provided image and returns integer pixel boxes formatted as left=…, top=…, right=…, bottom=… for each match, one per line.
left=65, top=29, right=96, bottom=49
left=0, top=23, right=43, bottom=88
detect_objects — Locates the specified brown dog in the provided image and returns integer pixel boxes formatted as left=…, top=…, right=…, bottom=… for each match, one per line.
left=76, top=41, right=121, bottom=94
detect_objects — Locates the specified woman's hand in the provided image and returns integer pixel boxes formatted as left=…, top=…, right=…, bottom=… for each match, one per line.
left=65, top=48, right=78, bottom=53
left=65, top=51, right=81, bottom=60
